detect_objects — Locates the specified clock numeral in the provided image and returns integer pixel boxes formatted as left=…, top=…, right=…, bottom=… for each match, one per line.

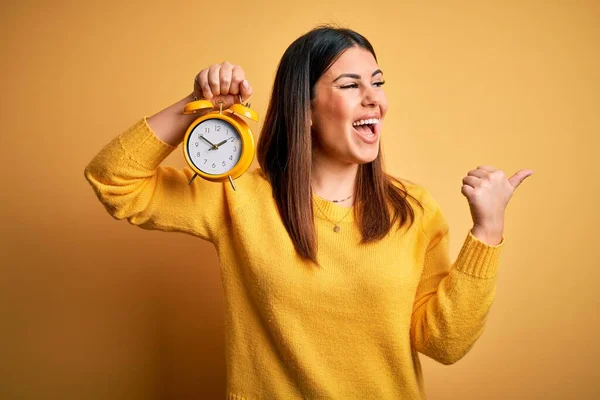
left=215, top=125, right=221, bottom=132
left=204, top=159, right=207, bottom=164
left=212, top=163, right=216, bottom=168
left=233, top=146, right=237, bottom=152
left=229, top=155, right=233, bottom=160
left=204, top=127, right=209, bottom=133
left=222, top=161, right=226, bottom=167
left=195, top=142, right=199, bottom=147
left=196, top=152, right=201, bottom=157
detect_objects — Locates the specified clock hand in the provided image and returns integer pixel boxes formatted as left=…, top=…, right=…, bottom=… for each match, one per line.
left=214, top=140, right=228, bottom=148
left=199, top=135, right=218, bottom=150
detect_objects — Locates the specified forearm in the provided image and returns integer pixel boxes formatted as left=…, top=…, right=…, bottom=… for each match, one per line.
left=411, top=268, right=497, bottom=365
left=147, top=92, right=200, bottom=146
left=411, top=229, right=504, bottom=365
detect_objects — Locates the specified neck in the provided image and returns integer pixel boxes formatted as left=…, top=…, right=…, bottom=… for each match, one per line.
left=311, top=150, right=358, bottom=205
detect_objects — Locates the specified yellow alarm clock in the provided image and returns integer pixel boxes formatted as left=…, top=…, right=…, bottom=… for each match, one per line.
left=182, top=95, right=258, bottom=191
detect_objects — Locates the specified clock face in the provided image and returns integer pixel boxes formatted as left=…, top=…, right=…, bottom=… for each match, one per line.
left=187, top=119, right=243, bottom=175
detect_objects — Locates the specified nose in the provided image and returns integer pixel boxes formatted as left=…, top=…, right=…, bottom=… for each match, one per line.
left=362, top=85, right=379, bottom=108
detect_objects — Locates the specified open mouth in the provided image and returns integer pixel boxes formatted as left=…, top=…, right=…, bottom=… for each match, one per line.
left=352, top=118, right=379, bottom=142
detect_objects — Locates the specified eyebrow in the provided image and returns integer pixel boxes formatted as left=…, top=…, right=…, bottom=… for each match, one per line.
left=332, top=69, right=383, bottom=83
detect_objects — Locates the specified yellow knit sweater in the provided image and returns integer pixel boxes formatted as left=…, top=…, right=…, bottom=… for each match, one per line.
left=84, top=117, right=505, bottom=399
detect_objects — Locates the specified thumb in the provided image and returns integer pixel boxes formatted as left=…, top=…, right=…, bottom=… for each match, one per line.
left=509, top=169, right=534, bottom=189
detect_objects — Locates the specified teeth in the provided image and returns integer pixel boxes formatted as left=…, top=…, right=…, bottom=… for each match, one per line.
left=352, top=118, right=380, bottom=127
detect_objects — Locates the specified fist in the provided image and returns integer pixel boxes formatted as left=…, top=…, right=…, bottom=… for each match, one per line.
left=193, top=62, right=253, bottom=109
left=461, top=165, right=534, bottom=232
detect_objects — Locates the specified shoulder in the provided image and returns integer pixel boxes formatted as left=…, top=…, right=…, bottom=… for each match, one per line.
left=388, top=176, right=448, bottom=239
left=246, top=166, right=270, bottom=189
left=389, top=176, right=439, bottom=215
left=226, top=166, right=272, bottom=197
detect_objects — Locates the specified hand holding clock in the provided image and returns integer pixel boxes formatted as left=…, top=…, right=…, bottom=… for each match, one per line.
left=182, top=62, right=259, bottom=189
left=193, top=62, right=253, bottom=108
left=148, top=61, right=257, bottom=190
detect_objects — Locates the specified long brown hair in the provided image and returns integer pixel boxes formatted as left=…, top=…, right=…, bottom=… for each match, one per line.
left=257, top=26, right=424, bottom=265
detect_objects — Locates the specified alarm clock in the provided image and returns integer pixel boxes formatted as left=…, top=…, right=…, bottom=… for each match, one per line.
left=182, top=96, right=258, bottom=191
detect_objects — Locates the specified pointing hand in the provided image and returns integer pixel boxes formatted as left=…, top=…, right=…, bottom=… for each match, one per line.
left=461, top=165, right=534, bottom=245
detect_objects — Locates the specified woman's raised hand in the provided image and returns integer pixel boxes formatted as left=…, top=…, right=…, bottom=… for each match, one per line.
left=193, top=62, right=253, bottom=109
left=461, top=165, right=534, bottom=245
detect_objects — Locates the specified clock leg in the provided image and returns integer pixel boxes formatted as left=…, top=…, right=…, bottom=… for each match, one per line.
left=188, top=173, right=198, bottom=185
left=228, top=175, right=237, bottom=191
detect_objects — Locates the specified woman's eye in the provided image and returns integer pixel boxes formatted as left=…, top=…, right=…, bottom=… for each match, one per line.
left=340, top=81, right=386, bottom=89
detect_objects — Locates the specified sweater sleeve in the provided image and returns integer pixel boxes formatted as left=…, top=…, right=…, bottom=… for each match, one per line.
left=84, top=117, right=229, bottom=243
left=409, top=188, right=504, bottom=365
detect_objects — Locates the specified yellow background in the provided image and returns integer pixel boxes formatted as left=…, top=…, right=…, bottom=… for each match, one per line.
left=1, top=1, right=598, bottom=398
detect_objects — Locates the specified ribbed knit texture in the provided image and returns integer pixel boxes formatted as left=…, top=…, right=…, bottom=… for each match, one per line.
left=84, top=117, right=505, bottom=399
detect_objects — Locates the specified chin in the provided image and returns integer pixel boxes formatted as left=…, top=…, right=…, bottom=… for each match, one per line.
left=352, top=148, right=379, bottom=164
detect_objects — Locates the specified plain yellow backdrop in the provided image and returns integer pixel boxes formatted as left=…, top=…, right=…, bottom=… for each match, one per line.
left=1, top=0, right=598, bottom=399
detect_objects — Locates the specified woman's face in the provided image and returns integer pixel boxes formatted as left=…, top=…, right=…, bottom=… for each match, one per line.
left=310, top=46, right=388, bottom=166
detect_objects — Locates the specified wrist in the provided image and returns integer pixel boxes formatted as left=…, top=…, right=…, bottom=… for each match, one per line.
left=471, top=224, right=504, bottom=246
left=147, top=94, right=201, bottom=146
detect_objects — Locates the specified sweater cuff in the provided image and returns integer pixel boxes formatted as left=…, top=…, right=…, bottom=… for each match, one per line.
left=118, top=117, right=177, bottom=169
left=453, top=230, right=504, bottom=279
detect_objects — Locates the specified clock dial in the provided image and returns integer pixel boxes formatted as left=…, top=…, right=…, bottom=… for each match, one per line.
left=187, top=119, right=243, bottom=175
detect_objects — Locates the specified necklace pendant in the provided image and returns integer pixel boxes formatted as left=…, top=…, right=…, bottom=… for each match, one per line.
left=333, top=225, right=340, bottom=233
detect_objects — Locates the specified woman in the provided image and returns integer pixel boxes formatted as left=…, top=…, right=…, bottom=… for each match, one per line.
left=85, top=26, right=532, bottom=399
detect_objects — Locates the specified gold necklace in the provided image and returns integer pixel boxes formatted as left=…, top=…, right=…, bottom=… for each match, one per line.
left=313, top=198, right=353, bottom=233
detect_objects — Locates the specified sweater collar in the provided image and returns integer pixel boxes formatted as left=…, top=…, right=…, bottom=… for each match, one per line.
left=312, top=193, right=355, bottom=223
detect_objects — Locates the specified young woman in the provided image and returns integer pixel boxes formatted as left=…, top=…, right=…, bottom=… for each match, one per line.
left=85, top=26, right=532, bottom=399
